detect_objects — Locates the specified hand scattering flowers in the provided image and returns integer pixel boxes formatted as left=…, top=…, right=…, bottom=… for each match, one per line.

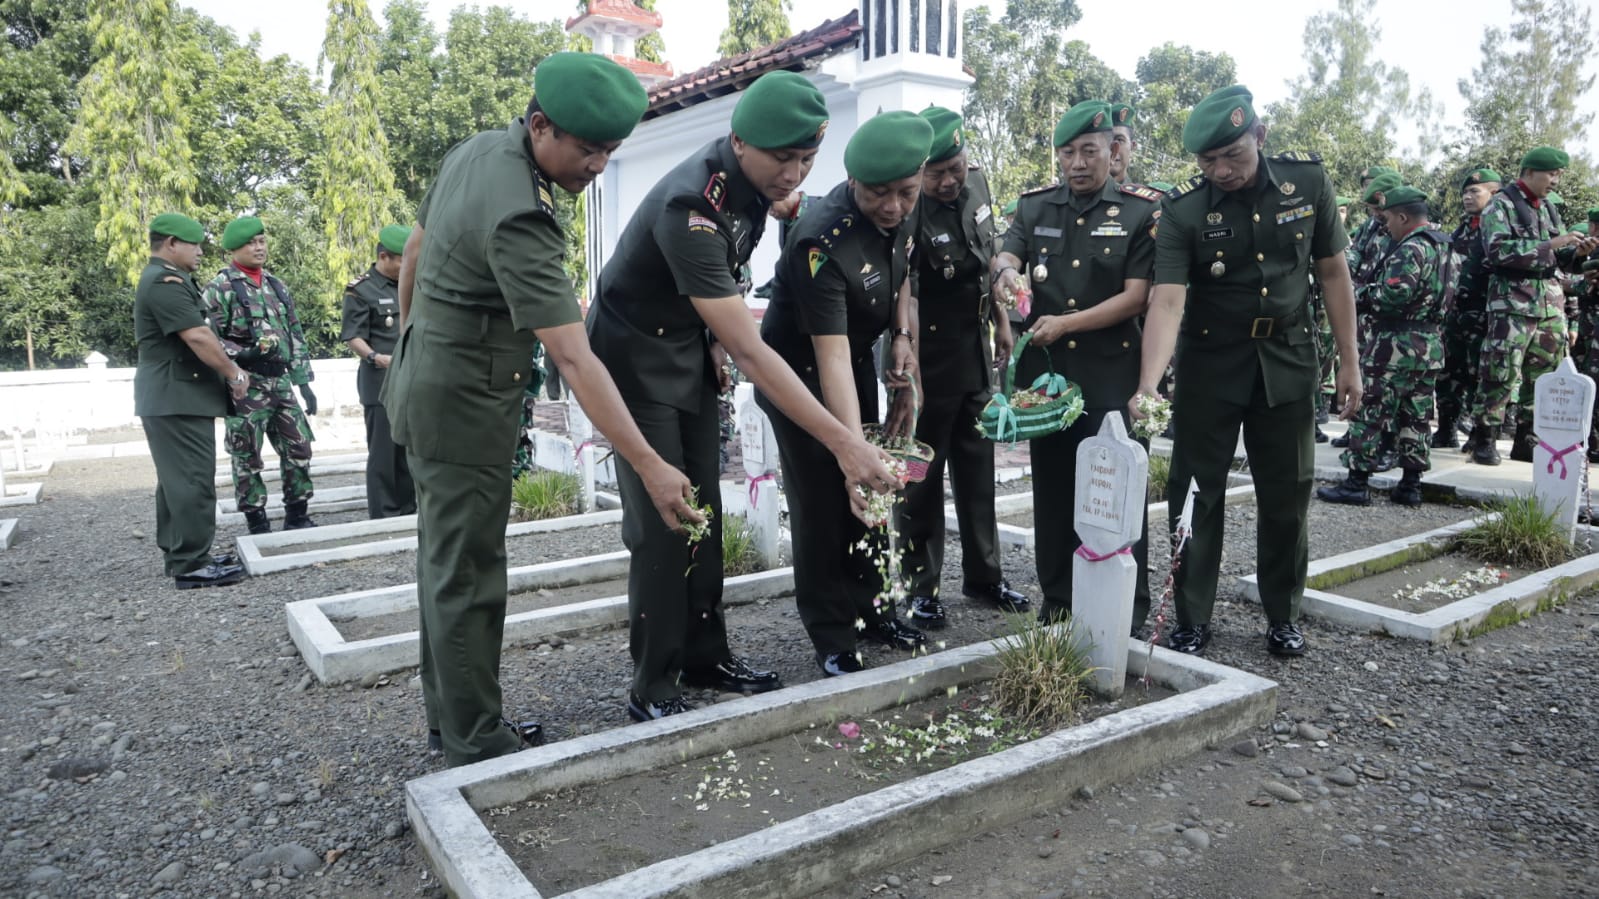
left=681, top=486, right=715, bottom=545
left=1131, top=393, right=1173, bottom=440
left=855, top=458, right=909, bottom=528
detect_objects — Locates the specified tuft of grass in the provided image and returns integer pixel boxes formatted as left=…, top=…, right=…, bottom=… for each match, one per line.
left=316, top=757, right=336, bottom=788
left=1455, top=495, right=1575, bottom=569
left=721, top=513, right=762, bottom=576
left=992, top=613, right=1095, bottom=730
left=1147, top=453, right=1171, bottom=502
left=510, top=470, right=582, bottom=521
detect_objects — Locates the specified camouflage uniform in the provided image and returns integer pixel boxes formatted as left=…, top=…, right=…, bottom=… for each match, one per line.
left=1436, top=215, right=1491, bottom=432
left=203, top=265, right=315, bottom=512
left=1341, top=228, right=1456, bottom=473
left=510, top=345, right=548, bottom=480
left=1309, top=276, right=1336, bottom=406
left=1473, top=183, right=1579, bottom=433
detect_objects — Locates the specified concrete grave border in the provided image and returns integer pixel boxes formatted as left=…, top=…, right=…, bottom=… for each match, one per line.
left=405, top=637, right=1276, bottom=899
left=237, top=497, right=624, bottom=576
left=214, top=451, right=368, bottom=487
left=1237, top=516, right=1599, bottom=643
left=970, top=482, right=1256, bottom=548
left=0, top=518, right=16, bottom=550
left=0, top=483, right=43, bottom=507
left=287, top=558, right=795, bottom=684
left=215, top=484, right=370, bottom=525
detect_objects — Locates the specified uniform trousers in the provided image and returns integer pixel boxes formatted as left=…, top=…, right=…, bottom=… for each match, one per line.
left=363, top=401, right=414, bottom=518
left=898, top=388, right=1002, bottom=596
left=142, top=414, right=221, bottom=575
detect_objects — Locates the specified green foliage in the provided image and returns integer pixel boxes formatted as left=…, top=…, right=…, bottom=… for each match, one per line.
left=510, top=469, right=583, bottom=521
left=66, top=0, right=198, bottom=285
left=1146, top=452, right=1170, bottom=503
left=718, top=0, right=792, bottom=58
left=721, top=513, right=761, bottom=576
left=1, top=0, right=94, bottom=199
left=1132, top=44, right=1238, bottom=186
left=1456, top=495, right=1576, bottom=570
left=992, top=612, right=1094, bottom=729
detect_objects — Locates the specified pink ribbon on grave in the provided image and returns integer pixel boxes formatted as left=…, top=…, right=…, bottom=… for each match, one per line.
left=1537, top=439, right=1583, bottom=480
left=572, top=439, right=595, bottom=460
left=748, top=472, right=776, bottom=509
left=1075, top=544, right=1132, bottom=563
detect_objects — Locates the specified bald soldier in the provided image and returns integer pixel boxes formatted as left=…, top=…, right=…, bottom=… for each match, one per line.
left=1132, top=85, right=1362, bottom=657
left=587, top=71, right=898, bottom=721
left=383, top=53, right=701, bottom=767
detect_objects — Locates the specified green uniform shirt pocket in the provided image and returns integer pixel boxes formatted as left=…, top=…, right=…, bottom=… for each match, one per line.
left=489, top=351, right=533, bottom=390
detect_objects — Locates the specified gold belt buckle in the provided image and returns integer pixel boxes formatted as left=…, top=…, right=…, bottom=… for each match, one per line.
left=1250, top=317, right=1275, bottom=339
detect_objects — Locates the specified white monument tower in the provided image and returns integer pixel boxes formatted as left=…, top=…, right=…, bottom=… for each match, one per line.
left=852, top=0, right=973, bottom=118
left=565, top=0, right=675, bottom=89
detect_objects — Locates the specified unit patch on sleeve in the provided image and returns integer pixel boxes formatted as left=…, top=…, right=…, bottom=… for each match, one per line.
left=688, top=213, right=720, bottom=235
left=807, top=248, right=828, bottom=278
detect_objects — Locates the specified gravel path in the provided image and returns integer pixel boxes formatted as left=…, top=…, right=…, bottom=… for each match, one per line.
left=1, top=456, right=1594, bottom=898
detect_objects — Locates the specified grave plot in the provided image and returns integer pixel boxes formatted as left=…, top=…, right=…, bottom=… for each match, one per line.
left=212, top=451, right=368, bottom=487
left=0, top=482, right=43, bottom=507
left=972, top=483, right=1255, bottom=547
left=1237, top=516, right=1599, bottom=643
left=0, top=518, right=16, bottom=550
left=405, top=637, right=1276, bottom=899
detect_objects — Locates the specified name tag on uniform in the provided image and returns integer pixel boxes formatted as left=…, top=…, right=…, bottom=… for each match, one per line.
left=1090, top=224, right=1126, bottom=238
left=975, top=205, right=992, bottom=224
left=1203, top=227, right=1234, bottom=241
left=932, top=232, right=953, bottom=246
left=1034, top=226, right=1063, bottom=238
left=1275, top=205, right=1314, bottom=225
left=863, top=272, right=883, bottom=290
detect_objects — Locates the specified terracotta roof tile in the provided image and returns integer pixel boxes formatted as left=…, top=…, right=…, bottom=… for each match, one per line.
left=565, top=0, right=663, bottom=31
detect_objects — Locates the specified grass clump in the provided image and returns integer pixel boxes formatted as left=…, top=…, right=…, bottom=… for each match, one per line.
left=992, top=613, right=1095, bottom=729
left=1147, top=453, right=1171, bottom=502
left=1455, top=494, right=1575, bottom=569
left=721, top=513, right=762, bottom=575
left=510, top=470, right=582, bottom=521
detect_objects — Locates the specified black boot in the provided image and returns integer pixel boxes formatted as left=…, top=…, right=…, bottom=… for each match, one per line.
left=1430, top=416, right=1457, bottom=450
left=1589, top=433, right=1599, bottom=465
left=1469, top=424, right=1501, bottom=466
left=1330, top=433, right=1350, bottom=448
left=244, top=508, right=271, bottom=535
left=283, top=500, right=316, bottom=530
left=1508, top=422, right=1534, bottom=463
left=1316, top=470, right=1371, bottom=505
left=1390, top=469, right=1423, bottom=507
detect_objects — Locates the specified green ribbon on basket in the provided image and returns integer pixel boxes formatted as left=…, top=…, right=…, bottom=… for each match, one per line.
left=976, top=331, right=1084, bottom=443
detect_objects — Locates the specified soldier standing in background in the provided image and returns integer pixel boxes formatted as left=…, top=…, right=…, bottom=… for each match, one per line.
left=1108, top=103, right=1136, bottom=186
left=341, top=225, right=415, bottom=518
left=1318, top=187, right=1455, bottom=507
left=204, top=216, right=318, bottom=535
left=1577, top=256, right=1599, bottom=461
left=1436, top=168, right=1500, bottom=458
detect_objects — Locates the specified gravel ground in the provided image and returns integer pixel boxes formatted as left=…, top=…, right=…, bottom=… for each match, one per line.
left=2, top=455, right=1595, bottom=898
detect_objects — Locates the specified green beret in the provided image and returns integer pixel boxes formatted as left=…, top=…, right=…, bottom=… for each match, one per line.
left=1181, top=84, right=1257, bottom=154
left=1053, top=100, right=1113, bottom=148
left=1588, top=207, right=1599, bottom=224
left=1335, top=195, right=1353, bottom=207
left=1360, top=165, right=1398, bottom=182
left=533, top=52, right=647, bottom=143
left=1361, top=173, right=1403, bottom=204
left=1381, top=185, right=1427, bottom=210
left=919, top=106, right=965, bottom=163
left=1001, top=198, right=1018, bottom=216
left=221, top=216, right=264, bottom=251
left=1575, top=222, right=1591, bottom=236
left=731, top=71, right=829, bottom=150
left=1149, top=181, right=1175, bottom=193
left=1548, top=191, right=1565, bottom=206
left=1111, top=103, right=1135, bottom=127
left=844, top=111, right=933, bottom=185
left=149, top=213, right=203, bottom=245
left=378, top=225, right=412, bottom=255
left=1520, top=145, right=1569, bottom=172
left=1460, top=167, right=1502, bottom=189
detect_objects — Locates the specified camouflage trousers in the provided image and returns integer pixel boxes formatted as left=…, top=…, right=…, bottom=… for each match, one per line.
left=1436, top=308, right=1487, bottom=425
left=1316, top=301, right=1336, bottom=399
left=1577, top=305, right=1599, bottom=439
left=1473, top=306, right=1568, bottom=429
left=226, top=375, right=314, bottom=511
left=1342, top=365, right=1439, bottom=473
left=511, top=351, right=548, bottom=482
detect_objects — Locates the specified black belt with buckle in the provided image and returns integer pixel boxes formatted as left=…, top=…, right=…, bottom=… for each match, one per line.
left=1247, top=309, right=1302, bottom=339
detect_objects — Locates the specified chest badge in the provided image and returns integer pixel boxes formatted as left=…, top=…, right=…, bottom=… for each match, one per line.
left=384, top=315, right=394, bottom=327
left=1280, top=182, right=1296, bottom=195
left=1207, top=212, right=1223, bottom=225
left=861, top=262, right=874, bottom=275
left=1210, top=257, right=1226, bottom=278
left=1032, top=247, right=1050, bottom=283
left=942, top=254, right=955, bottom=280
left=1106, top=206, right=1120, bottom=218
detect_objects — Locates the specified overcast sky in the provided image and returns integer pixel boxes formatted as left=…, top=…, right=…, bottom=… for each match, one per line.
left=183, top=0, right=1599, bottom=163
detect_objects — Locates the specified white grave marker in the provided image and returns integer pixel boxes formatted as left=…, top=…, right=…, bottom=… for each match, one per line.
left=568, top=399, right=598, bottom=513
left=1070, top=414, right=1148, bottom=698
left=740, top=400, right=781, bottom=568
left=1532, top=357, right=1596, bottom=540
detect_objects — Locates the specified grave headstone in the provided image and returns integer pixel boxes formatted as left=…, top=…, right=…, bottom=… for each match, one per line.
left=1071, top=414, right=1148, bottom=698
left=1533, top=357, right=1596, bottom=540
left=740, top=400, right=781, bottom=568
left=568, top=400, right=598, bottom=513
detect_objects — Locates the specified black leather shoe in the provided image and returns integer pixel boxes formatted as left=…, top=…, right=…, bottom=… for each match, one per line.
left=626, top=693, right=693, bottom=722
left=1266, top=621, right=1308, bottom=657
left=502, top=716, right=546, bottom=747
left=1329, top=433, right=1350, bottom=448
left=962, top=580, right=1030, bottom=611
left=681, top=657, right=782, bottom=694
left=1315, top=405, right=1330, bottom=425
left=283, top=500, right=317, bottom=530
left=174, top=562, right=245, bottom=589
left=1430, top=420, right=1458, bottom=450
left=1166, top=623, right=1211, bottom=655
left=1389, top=480, right=1423, bottom=507
left=1469, top=425, right=1501, bottom=465
left=243, top=508, right=271, bottom=535
left=817, top=651, right=868, bottom=677
left=1316, top=476, right=1371, bottom=506
left=426, top=729, right=442, bottom=752
left=861, top=617, right=927, bottom=651
left=906, top=595, right=947, bottom=628
left=210, top=551, right=239, bottom=568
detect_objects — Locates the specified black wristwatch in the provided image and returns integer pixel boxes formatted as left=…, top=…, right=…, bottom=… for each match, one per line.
left=366, top=350, right=378, bottom=365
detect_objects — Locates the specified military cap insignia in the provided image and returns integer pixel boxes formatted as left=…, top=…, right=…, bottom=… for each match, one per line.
left=952, top=131, right=961, bottom=147
left=807, top=248, right=828, bottom=278
left=1229, top=107, right=1245, bottom=127
left=704, top=171, right=727, bottom=212
left=1118, top=183, right=1165, bottom=202
left=1117, top=106, right=1131, bottom=124
left=1092, top=111, right=1105, bottom=128
left=817, top=120, right=829, bottom=141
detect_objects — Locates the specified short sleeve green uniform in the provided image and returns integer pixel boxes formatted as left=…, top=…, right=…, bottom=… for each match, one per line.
left=134, top=258, right=229, bottom=576
left=1156, top=152, right=1348, bottom=628
left=381, top=118, right=577, bottom=767
left=341, top=265, right=414, bottom=518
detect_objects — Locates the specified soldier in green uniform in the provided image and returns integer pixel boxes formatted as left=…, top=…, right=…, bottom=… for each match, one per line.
left=1318, top=187, right=1455, bottom=507
left=1108, top=102, right=1136, bottom=185
left=383, top=53, right=701, bottom=767
left=587, top=71, right=898, bottom=720
left=1471, top=146, right=1597, bottom=464
left=1438, top=168, right=1501, bottom=457
left=759, top=111, right=934, bottom=677
left=135, top=213, right=251, bottom=588
left=993, top=100, right=1162, bottom=625
left=341, top=225, right=415, bottom=519
left=898, top=106, right=1027, bottom=629
left=1132, top=85, right=1363, bottom=657
left=1330, top=173, right=1402, bottom=460
left=203, top=217, right=318, bottom=534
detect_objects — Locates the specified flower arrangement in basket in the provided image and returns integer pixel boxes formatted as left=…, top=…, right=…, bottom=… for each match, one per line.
left=977, top=331, right=1084, bottom=442
left=863, top=384, right=935, bottom=482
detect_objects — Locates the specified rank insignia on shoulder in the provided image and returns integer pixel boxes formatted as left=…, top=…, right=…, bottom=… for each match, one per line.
left=1270, top=151, right=1323, bottom=164
left=1118, top=183, right=1166, bottom=203
left=1169, top=176, right=1205, bottom=198
left=531, top=170, right=556, bottom=216
left=161, top=275, right=185, bottom=284
left=704, top=171, right=727, bottom=212
left=807, top=248, right=828, bottom=278
left=1019, top=182, right=1058, bottom=199
left=688, top=213, right=719, bottom=235
left=346, top=273, right=369, bottom=288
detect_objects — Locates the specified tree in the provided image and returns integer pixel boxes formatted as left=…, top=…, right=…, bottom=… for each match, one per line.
left=1133, top=43, right=1238, bottom=184
left=64, top=0, right=198, bottom=285
left=718, top=0, right=791, bottom=58
left=316, top=0, right=402, bottom=337
left=0, top=0, right=94, bottom=202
